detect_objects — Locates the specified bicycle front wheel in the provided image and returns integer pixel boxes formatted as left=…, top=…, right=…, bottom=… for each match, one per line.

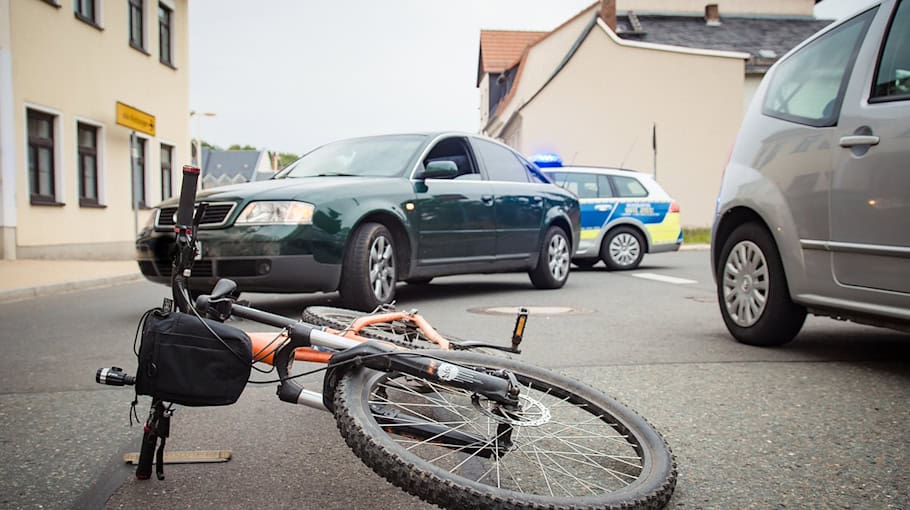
left=333, top=351, right=676, bottom=510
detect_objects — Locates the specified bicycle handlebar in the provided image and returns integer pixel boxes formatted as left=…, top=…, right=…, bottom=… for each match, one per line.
left=176, top=165, right=200, bottom=231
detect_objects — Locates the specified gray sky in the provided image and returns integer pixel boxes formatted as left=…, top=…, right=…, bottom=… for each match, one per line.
left=188, top=0, right=877, bottom=155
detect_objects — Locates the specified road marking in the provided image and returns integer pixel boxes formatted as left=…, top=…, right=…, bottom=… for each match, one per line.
left=632, top=273, right=698, bottom=285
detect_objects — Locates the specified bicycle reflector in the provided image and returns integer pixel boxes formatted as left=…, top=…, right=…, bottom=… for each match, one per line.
left=511, top=307, right=528, bottom=352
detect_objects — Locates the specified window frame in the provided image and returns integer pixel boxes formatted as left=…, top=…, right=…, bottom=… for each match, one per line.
left=74, top=0, right=102, bottom=29
left=870, top=0, right=910, bottom=103
left=75, top=121, right=103, bottom=207
left=158, top=2, right=175, bottom=68
left=761, top=8, right=877, bottom=127
left=128, top=0, right=147, bottom=54
left=26, top=106, right=64, bottom=206
left=160, top=142, right=174, bottom=200
left=131, top=134, right=150, bottom=209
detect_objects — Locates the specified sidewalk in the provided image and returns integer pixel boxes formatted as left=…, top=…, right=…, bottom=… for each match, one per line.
left=0, top=259, right=142, bottom=303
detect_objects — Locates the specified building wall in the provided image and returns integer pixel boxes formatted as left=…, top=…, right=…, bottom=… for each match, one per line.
left=518, top=23, right=745, bottom=227
left=615, top=0, right=815, bottom=16
left=743, top=74, right=764, bottom=114
left=484, top=5, right=598, bottom=135
left=5, top=0, right=189, bottom=259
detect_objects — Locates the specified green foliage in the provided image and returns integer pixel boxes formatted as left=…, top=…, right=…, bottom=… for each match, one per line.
left=227, top=144, right=258, bottom=151
left=275, top=152, right=299, bottom=169
left=683, top=227, right=711, bottom=244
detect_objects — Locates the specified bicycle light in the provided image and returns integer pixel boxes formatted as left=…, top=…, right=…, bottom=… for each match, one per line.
left=96, top=367, right=135, bottom=386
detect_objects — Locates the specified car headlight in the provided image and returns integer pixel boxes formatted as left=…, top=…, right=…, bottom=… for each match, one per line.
left=234, top=201, right=315, bottom=225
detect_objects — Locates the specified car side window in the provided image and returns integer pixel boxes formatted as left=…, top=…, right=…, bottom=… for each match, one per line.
left=422, top=137, right=479, bottom=180
left=598, top=175, right=614, bottom=198
left=872, top=0, right=910, bottom=101
left=611, top=175, right=648, bottom=198
left=472, top=139, right=530, bottom=183
left=762, top=9, right=876, bottom=127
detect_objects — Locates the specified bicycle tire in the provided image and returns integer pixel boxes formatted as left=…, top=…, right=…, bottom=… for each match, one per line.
left=333, top=351, right=676, bottom=510
left=302, top=306, right=432, bottom=349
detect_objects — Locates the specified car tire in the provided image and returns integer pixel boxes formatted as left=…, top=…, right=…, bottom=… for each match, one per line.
left=528, top=226, right=571, bottom=289
left=716, top=222, right=806, bottom=346
left=339, top=223, right=397, bottom=312
left=602, top=226, right=645, bottom=270
left=404, top=277, right=433, bottom=285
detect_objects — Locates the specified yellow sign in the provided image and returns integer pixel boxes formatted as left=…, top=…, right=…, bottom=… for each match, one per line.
left=115, top=102, right=156, bottom=136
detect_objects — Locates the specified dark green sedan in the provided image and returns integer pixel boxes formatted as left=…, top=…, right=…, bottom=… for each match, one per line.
left=136, top=133, right=580, bottom=310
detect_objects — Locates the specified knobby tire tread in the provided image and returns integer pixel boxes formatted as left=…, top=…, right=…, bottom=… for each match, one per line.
left=332, top=352, right=676, bottom=510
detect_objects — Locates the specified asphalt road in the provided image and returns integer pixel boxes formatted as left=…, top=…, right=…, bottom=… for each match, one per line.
left=0, top=250, right=907, bottom=509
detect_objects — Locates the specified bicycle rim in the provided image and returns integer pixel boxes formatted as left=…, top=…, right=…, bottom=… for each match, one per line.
left=333, top=351, right=676, bottom=510
left=302, top=306, right=431, bottom=348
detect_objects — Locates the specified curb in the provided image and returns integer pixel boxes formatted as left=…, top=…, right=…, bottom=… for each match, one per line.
left=679, top=243, right=710, bottom=251
left=0, top=273, right=143, bottom=304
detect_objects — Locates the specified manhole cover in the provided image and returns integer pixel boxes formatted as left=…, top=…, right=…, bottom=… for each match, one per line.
left=468, top=306, right=590, bottom=316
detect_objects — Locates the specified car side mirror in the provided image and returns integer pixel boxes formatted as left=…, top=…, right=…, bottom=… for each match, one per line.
left=420, top=160, right=458, bottom=180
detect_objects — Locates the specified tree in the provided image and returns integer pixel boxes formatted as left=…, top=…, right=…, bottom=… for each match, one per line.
left=227, top=144, right=257, bottom=151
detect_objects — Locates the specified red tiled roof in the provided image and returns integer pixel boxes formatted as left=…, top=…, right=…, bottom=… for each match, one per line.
left=479, top=30, right=548, bottom=73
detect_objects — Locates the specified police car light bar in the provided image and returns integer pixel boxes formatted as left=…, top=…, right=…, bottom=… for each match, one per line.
left=532, top=153, right=563, bottom=168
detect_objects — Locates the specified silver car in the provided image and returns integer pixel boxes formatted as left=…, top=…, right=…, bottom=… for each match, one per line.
left=711, top=0, right=910, bottom=346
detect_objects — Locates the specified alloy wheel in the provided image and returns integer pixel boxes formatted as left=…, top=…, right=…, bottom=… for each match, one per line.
left=369, top=235, right=395, bottom=302
left=547, top=233, right=570, bottom=281
left=609, top=233, right=641, bottom=266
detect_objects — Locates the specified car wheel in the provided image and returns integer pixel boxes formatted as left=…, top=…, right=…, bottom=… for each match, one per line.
left=602, top=226, right=644, bottom=270
left=339, top=223, right=397, bottom=311
left=404, top=277, right=433, bottom=285
left=529, top=226, right=571, bottom=289
left=717, top=222, right=806, bottom=346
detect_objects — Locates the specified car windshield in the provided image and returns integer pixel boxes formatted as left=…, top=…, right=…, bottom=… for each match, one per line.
left=276, top=135, right=426, bottom=179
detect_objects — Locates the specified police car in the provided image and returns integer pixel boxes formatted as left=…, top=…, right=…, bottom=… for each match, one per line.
left=537, top=156, right=682, bottom=270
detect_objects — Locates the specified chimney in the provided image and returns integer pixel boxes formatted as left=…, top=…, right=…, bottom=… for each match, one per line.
left=705, top=4, right=721, bottom=26
left=600, top=0, right=617, bottom=32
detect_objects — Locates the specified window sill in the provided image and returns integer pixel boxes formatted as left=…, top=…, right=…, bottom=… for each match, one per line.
left=40, top=0, right=61, bottom=8
left=130, top=42, right=150, bottom=56
left=30, top=197, right=65, bottom=207
left=79, top=199, right=107, bottom=208
left=160, top=59, right=177, bottom=71
left=74, top=13, right=104, bottom=31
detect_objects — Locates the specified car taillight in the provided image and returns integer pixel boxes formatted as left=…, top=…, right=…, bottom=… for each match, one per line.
left=670, top=202, right=680, bottom=213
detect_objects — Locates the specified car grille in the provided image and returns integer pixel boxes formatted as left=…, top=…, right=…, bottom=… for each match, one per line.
left=156, top=202, right=237, bottom=229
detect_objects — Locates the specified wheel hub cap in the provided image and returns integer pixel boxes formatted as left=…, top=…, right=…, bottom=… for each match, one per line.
left=548, top=234, right=570, bottom=280
left=369, top=236, right=395, bottom=301
left=610, top=233, right=640, bottom=265
left=722, top=240, right=769, bottom=327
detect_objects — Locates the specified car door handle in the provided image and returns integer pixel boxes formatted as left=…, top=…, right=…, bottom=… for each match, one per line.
left=839, top=135, right=880, bottom=147
left=481, top=194, right=494, bottom=205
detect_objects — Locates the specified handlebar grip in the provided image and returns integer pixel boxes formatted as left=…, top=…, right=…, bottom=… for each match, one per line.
left=176, top=165, right=201, bottom=229
left=135, top=425, right=158, bottom=480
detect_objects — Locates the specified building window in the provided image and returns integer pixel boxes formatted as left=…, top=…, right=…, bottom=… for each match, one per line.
left=27, top=109, right=58, bottom=205
left=161, top=144, right=173, bottom=200
left=131, top=136, right=147, bottom=208
left=77, top=123, right=100, bottom=206
left=74, top=0, right=99, bottom=27
left=129, top=0, right=145, bottom=52
left=159, top=3, right=173, bottom=66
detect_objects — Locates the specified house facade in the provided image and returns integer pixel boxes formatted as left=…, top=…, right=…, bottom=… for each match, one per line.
left=479, top=1, right=831, bottom=227
left=0, top=0, right=190, bottom=259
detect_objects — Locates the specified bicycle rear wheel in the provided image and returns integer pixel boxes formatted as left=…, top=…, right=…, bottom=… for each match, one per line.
left=332, top=351, right=676, bottom=510
left=302, top=306, right=431, bottom=348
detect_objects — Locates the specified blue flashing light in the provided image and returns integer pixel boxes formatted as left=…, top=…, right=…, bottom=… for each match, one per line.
left=532, top=153, right=562, bottom=168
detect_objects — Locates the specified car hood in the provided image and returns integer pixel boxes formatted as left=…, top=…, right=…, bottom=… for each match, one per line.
left=156, top=176, right=405, bottom=207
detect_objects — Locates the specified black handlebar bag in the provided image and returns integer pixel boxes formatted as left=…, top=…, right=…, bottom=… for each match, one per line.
left=136, top=309, right=252, bottom=406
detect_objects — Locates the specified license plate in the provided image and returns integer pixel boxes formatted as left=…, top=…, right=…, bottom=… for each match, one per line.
left=194, top=241, right=203, bottom=260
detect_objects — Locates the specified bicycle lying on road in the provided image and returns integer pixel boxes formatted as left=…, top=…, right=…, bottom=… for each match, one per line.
left=96, top=165, right=677, bottom=510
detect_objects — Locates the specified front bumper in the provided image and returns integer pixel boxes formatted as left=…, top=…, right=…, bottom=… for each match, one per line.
left=136, top=225, right=343, bottom=293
